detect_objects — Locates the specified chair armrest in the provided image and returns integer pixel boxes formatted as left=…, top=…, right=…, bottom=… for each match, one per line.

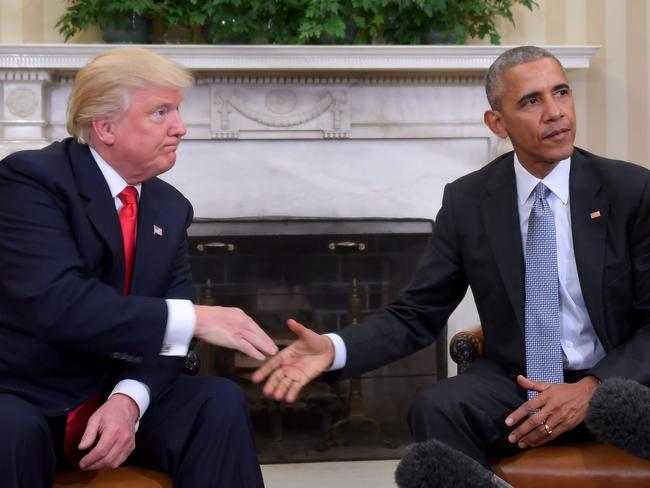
left=449, top=326, right=484, bottom=373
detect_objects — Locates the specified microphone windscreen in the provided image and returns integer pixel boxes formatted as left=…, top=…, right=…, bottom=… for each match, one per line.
left=585, top=377, right=650, bottom=460
left=395, top=439, right=494, bottom=488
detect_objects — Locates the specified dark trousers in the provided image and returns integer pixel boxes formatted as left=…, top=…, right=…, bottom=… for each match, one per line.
left=408, top=357, right=594, bottom=468
left=0, top=376, right=264, bottom=488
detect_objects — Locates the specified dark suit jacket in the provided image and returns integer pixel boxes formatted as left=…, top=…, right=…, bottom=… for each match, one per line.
left=0, top=138, right=194, bottom=416
left=335, top=148, right=650, bottom=386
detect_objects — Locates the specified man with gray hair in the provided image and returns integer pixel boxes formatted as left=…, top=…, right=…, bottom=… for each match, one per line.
left=253, top=45, right=650, bottom=470
left=0, top=48, right=276, bottom=487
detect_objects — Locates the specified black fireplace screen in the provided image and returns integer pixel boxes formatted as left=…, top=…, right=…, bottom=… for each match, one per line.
left=188, top=218, right=446, bottom=462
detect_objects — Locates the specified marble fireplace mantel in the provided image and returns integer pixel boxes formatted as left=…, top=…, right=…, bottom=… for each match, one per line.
left=0, top=43, right=598, bottom=218
left=0, top=44, right=596, bottom=71
left=0, top=44, right=597, bottom=148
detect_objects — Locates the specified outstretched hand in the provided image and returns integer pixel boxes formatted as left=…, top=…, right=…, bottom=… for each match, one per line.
left=193, top=305, right=278, bottom=360
left=251, top=319, right=334, bottom=403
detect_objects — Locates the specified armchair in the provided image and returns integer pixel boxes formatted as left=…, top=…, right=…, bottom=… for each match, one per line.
left=449, top=327, right=650, bottom=487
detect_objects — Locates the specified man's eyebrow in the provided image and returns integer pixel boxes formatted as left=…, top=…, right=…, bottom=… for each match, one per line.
left=516, top=83, right=571, bottom=106
left=147, top=100, right=178, bottom=111
left=516, top=91, right=542, bottom=106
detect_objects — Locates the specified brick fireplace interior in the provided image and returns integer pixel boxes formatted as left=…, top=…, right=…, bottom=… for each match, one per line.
left=188, top=218, right=446, bottom=462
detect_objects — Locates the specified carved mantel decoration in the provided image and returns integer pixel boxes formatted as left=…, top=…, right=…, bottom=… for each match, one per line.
left=209, top=83, right=350, bottom=139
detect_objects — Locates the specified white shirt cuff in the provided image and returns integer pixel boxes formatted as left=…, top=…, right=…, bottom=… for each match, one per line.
left=324, top=333, right=347, bottom=371
left=161, top=299, right=195, bottom=356
left=110, top=379, right=151, bottom=431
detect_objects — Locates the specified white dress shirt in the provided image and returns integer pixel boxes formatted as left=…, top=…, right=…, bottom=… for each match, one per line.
left=90, top=148, right=195, bottom=423
left=327, top=154, right=606, bottom=372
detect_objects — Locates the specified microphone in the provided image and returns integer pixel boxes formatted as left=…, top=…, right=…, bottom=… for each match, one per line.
left=585, top=377, right=650, bottom=460
left=395, top=439, right=513, bottom=488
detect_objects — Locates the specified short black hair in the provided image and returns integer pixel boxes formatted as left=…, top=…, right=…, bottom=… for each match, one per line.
left=485, top=46, right=564, bottom=110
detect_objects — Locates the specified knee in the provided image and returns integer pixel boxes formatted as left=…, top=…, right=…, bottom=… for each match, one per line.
left=0, top=395, right=54, bottom=465
left=410, top=383, right=454, bottom=419
left=204, top=377, right=247, bottom=406
left=1, top=400, right=50, bottom=446
left=197, top=377, right=249, bottom=425
left=408, top=382, right=465, bottom=441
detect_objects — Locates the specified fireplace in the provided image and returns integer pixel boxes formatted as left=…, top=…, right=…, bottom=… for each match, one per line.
left=188, top=218, right=444, bottom=462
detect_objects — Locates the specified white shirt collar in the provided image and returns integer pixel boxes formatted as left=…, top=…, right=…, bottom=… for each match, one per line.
left=513, top=153, right=570, bottom=206
left=88, top=147, right=141, bottom=199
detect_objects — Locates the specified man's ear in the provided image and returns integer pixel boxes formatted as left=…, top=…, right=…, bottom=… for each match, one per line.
left=484, top=110, right=508, bottom=139
left=90, top=118, right=116, bottom=146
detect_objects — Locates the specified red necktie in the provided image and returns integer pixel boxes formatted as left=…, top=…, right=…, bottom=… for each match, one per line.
left=63, top=186, right=138, bottom=465
left=117, top=186, right=138, bottom=294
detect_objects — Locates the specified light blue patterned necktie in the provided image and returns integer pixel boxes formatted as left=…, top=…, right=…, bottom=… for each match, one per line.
left=524, top=182, right=564, bottom=400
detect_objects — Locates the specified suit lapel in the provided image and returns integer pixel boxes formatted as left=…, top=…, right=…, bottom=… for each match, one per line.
left=569, top=150, right=609, bottom=343
left=130, top=183, right=162, bottom=294
left=481, top=154, right=526, bottom=331
left=69, top=141, right=124, bottom=288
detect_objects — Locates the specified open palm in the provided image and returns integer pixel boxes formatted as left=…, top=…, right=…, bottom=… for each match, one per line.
left=251, top=319, right=334, bottom=403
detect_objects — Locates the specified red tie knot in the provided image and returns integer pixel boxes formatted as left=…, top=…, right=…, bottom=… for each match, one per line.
left=118, top=186, right=138, bottom=206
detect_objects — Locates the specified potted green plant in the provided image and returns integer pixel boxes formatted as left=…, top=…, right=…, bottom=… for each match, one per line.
left=196, top=0, right=365, bottom=45
left=57, top=0, right=536, bottom=45
left=290, top=0, right=537, bottom=45
left=199, top=0, right=268, bottom=44
left=57, top=0, right=157, bottom=43
left=197, top=0, right=536, bottom=45
left=56, top=0, right=206, bottom=43
left=379, top=0, right=538, bottom=45
left=155, top=0, right=206, bottom=43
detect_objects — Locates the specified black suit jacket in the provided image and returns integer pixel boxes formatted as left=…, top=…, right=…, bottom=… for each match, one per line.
left=335, top=148, right=650, bottom=386
left=0, top=139, right=194, bottom=416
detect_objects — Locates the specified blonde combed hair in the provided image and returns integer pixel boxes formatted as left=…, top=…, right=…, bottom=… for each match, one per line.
left=67, top=47, right=194, bottom=144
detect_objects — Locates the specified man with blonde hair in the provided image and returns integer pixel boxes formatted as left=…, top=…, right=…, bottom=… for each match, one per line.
left=0, top=47, right=274, bottom=487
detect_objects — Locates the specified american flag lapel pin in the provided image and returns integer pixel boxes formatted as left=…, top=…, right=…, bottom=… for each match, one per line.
left=590, top=210, right=601, bottom=220
left=153, top=225, right=163, bottom=237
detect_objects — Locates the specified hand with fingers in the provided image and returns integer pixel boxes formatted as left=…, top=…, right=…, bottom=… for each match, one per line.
left=251, top=319, right=335, bottom=403
left=77, top=394, right=139, bottom=471
left=505, top=374, right=600, bottom=449
left=193, top=305, right=278, bottom=360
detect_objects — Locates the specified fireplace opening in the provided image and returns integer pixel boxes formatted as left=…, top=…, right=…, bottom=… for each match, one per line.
left=188, top=218, right=446, bottom=462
